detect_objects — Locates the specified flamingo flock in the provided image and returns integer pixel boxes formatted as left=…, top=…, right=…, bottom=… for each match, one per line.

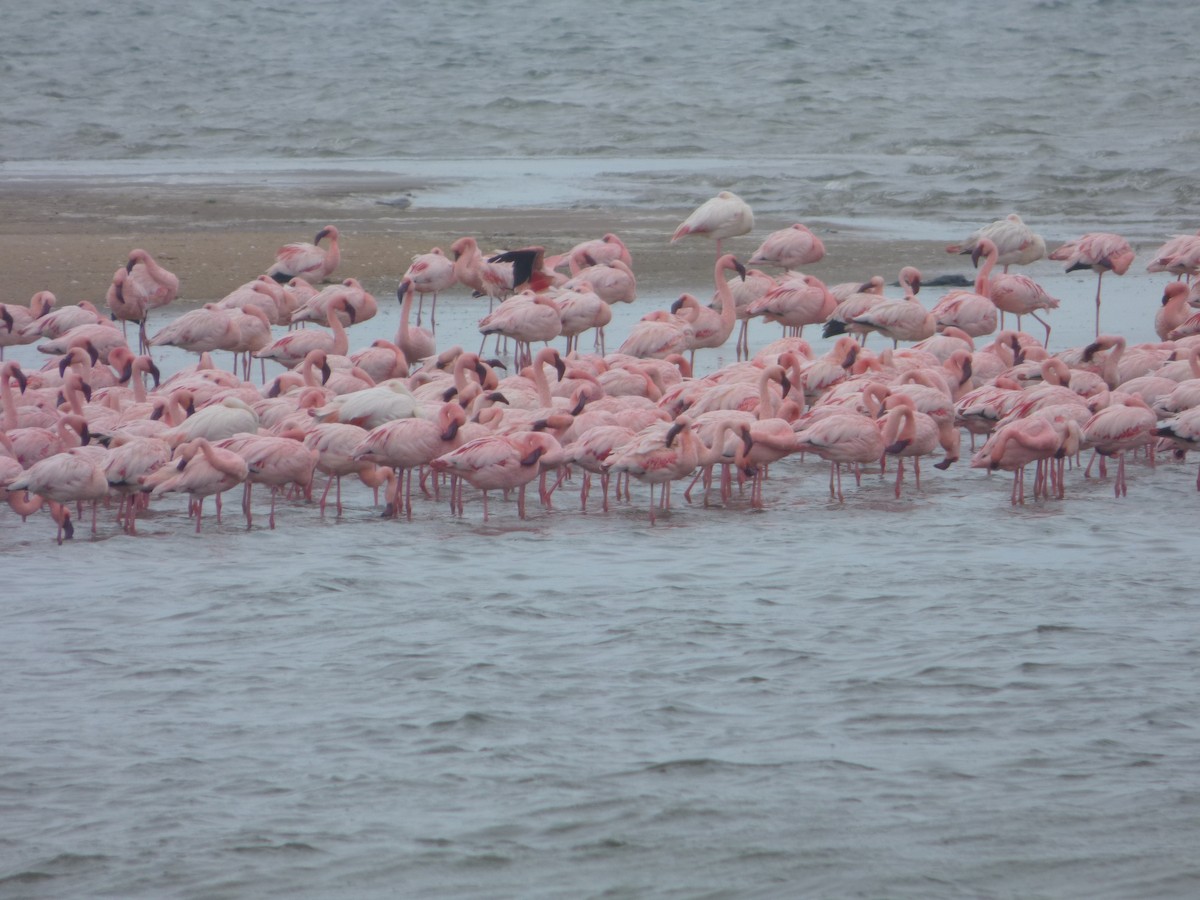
left=5, top=201, right=1200, bottom=542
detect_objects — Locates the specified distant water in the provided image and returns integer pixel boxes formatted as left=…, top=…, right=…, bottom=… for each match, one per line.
left=3, top=0, right=1200, bottom=237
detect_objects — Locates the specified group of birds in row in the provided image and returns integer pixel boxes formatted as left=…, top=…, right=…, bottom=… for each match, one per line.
left=4, top=193, right=1200, bottom=542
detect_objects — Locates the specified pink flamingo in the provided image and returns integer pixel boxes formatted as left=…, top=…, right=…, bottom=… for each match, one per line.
left=478, top=290, right=562, bottom=369
left=352, top=401, right=468, bottom=518
left=555, top=281, right=612, bottom=355
left=1155, top=408, right=1200, bottom=489
left=1049, top=232, right=1136, bottom=337
left=102, top=434, right=172, bottom=533
left=268, top=225, right=341, bottom=284
left=143, top=436, right=250, bottom=532
left=563, top=258, right=637, bottom=306
left=970, top=416, right=1082, bottom=503
left=401, top=247, right=457, bottom=328
left=451, top=236, right=515, bottom=310
left=670, top=191, right=754, bottom=259
left=149, top=304, right=242, bottom=358
left=1145, top=230, right=1200, bottom=279
left=8, top=447, right=110, bottom=542
left=430, top=430, right=563, bottom=520
left=291, top=277, right=377, bottom=327
left=551, top=233, right=634, bottom=272
left=795, top=410, right=887, bottom=502
left=302, top=422, right=372, bottom=516
left=214, top=278, right=296, bottom=326
left=931, top=238, right=1000, bottom=339
left=670, top=253, right=746, bottom=365
left=1155, top=282, right=1193, bottom=341
left=605, top=415, right=704, bottom=524
left=18, top=300, right=105, bottom=341
left=254, top=294, right=354, bottom=369
left=118, top=249, right=180, bottom=353
left=823, top=267, right=921, bottom=342
left=946, top=214, right=1046, bottom=271
left=560, top=423, right=638, bottom=512
left=747, top=223, right=826, bottom=270
left=879, top=396, right=940, bottom=498
left=746, top=271, right=837, bottom=339
left=1081, top=394, right=1157, bottom=497
left=0, top=291, right=55, bottom=359
left=218, top=433, right=319, bottom=529
left=396, top=281, right=437, bottom=364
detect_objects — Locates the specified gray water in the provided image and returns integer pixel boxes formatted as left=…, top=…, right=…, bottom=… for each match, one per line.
left=4, top=1, right=1200, bottom=897
left=3, top=0, right=1200, bottom=236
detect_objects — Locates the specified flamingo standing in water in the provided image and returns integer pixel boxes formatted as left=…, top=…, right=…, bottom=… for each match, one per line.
left=430, top=430, right=563, bottom=521
left=747, top=223, right=826, bottom=271
left=401, top=247, right=457, bottom=329
left=605, top=415, right=704, bottom=524
left=8, top=447, right=110, bottom=543
left=946, top=214, right=1046, bottom=271
left=267, top=225, right=341, bottom=284
left=142, top=437, right=250, bottom=532
left=352, top=401, right=467, bottom=519
left=670, top=253, right=746, bottom=366
left=1081, top=394, right=1157, bottom=497
left=0, top=291, right=55, bottom=359
left=793, top=411, right=886, bottom=502
left=671, top=191, right=755, bottom=259
left=395, top=281, right=437, bottom=364
left=111, top=249, right=179, bottom=353
left=1049, top=232, right=1136, bottom=338
left=970, top=416, right=1082, bottom=504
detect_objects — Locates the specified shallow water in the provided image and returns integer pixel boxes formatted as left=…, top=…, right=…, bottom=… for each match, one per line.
left=4, top=264, right=1200, bottom=898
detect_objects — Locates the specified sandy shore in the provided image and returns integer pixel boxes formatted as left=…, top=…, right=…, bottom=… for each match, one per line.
left=2, top=179, right=965, bottom=306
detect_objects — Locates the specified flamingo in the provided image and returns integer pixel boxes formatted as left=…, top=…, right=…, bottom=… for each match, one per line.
left=18, top=300, right=106, bottom=341
left=946, top=214, right=1046, bottom=271
left=478, top=290, right=562, bottom=369
left=604, top=415, right=704, bottom=524
left=555, top=281, right=612, bottom=355
left=551, top=233, right=633, bottom=272
left=218, top=433, right=319, bottom=529
left=1049, top=232, right=1136, bottom=338
left=401, top=247, right=457, bottom=328
left=7, top=447, right=110, bottom=543
left=824, top=267, right=921, bottom=342
left=395, top=281, right=437, bottom=364
left=746, top=271, right=837, bottom=339
left=670, top=191, right=754, bottom=259
left=430, top=430, right=563, bottom=520
left=793, top=409, right=886, bottom=502
left=1081, top=394, right=1157, bottom=497
left=488, top=246, right=558, bottom=293
left=0, top=291, right=55, bottom=359
left=451, top=236, right=515, bottom=309
left=302, top=422, right=372, bottom=517
left=116, top=249, right=179, bottom=353
left=254, top=294, right=355, bottom=369
left=142, top=437, right=250, bottom=532
left=747, top=223, right=825, bottom=270
left=931, top=238, right=1000, bottom=339
left=267, top=224, right=341, bottom=284
left=352, top=401, right=467, bottom=518
left=291, top=277, right=377, bottom=327
left=879, top=396, right=941, bottom=498
left=562, top=258, right=637, bottom=306
left=1155, top=282, right=1193, bottom=342
left=671, top=253, right=746, bottom=365
left=970, top=416, right=1082, bottom=504
left=1145, top=230, right=1200, bottom=279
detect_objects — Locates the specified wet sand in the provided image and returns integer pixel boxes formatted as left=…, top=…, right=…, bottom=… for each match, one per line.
left=2, top=178, right=962, bottom=306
